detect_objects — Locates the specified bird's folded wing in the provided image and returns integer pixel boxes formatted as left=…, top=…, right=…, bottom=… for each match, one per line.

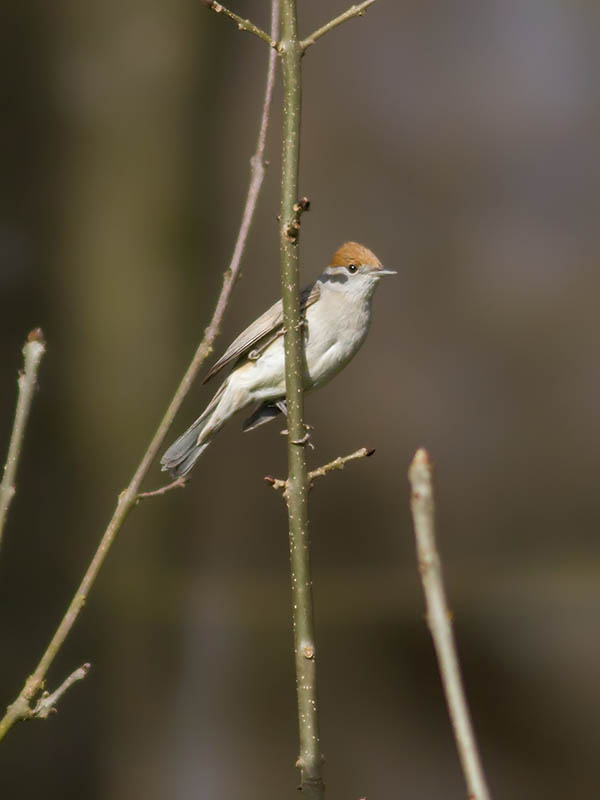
left=202, top=282, right=320, bottom=383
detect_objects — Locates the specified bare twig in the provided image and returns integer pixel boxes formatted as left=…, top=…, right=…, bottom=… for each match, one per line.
left=0, top=328, right=46, bottom=550
left=265, top=447, right=375, bottom=492
left=4, top=663, right=91, bottom=726
left=408, top=448, right=492, bottom=800
left=0, top=2, right=280, bottom=743
left=300, top=1, right=378, bottom=52
left=308, top=446, right=374, bottom=482
left=31, top=664, right=91, bottom=719
left=205, top=1, right=277, bottom=48
left=136, top=477, right=187, bottom=501
left=264, top=474, right=287, bottom=491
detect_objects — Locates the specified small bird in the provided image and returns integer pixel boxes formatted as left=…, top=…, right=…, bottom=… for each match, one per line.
left=161, top=242, right=395, bottom=477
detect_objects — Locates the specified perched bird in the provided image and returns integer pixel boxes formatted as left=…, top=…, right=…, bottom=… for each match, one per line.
left=161, top=242, right=395, bottom=477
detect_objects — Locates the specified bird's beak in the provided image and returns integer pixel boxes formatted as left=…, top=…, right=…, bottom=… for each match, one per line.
left=376, top=269, right=397, bottom=277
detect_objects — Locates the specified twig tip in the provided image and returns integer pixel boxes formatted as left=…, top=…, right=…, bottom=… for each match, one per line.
left=27, top=327, right=45, bottom=344
left=411, top=447, right=430, bottom=468
left=408, top=448, right=433, bottom=490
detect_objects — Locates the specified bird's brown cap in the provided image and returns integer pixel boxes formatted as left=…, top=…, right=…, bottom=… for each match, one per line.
left=329, top=242, right=382, bottom=270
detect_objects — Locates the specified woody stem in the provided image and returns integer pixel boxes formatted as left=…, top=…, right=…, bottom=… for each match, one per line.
left=278, top=0, right=324, bottom=797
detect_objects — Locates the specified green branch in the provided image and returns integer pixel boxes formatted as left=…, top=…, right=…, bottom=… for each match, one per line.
left=0, top=328, right=46, bottom=551
left=278, top=1, right=324, bottom=797
left=300, top=1, right=378, bottom=52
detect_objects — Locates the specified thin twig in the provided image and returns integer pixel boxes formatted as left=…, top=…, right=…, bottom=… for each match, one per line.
left=265, top=447, right=375, bottom=492
left=205, top=1, right=277, bottom=48
left=308, top=446, right=374, bottom=482
left=0, top=2, right=280, bottom=743
left=264, top=474, right=287, bottom=491
left=30, top=664, right=91, bottom=719
left=408, top=448, right=493, bottom=800
left=300, top=1, right=378, bottom=52
left=136, top=477, right=187, bottom=501
left=0, top=328, right=46, bottom=550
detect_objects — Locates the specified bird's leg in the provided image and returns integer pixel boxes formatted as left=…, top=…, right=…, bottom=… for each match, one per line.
left=279, top=401, right=315, bottom=448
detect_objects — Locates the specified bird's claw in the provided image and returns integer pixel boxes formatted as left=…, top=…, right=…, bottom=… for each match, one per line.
left=292, top=432, right=313, bottom=448
left=280, top=428, right=315, bottom=449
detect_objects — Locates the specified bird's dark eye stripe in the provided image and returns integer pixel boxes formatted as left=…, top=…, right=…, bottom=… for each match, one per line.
left=347, top=263, right=357, bottom=273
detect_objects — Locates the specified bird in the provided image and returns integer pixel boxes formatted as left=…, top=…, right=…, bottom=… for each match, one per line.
left=161, top=242, right=395, bottom=477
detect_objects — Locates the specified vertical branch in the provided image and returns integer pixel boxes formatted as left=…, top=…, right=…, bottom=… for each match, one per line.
left=0, top=329, right=46, bottom=550
left=278, top=1, right=324, bottom=797
left=409, top=449, right=492, bottom=800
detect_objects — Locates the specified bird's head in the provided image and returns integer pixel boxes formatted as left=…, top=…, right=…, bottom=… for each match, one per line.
left=321, top=242, right=396, bottom=297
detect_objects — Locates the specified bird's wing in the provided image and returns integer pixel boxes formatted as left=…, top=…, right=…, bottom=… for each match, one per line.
left=202, top=282, right=321, bottom=384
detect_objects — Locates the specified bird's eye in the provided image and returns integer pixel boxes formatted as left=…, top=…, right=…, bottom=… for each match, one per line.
left=347, top=263, right=357, bottom=273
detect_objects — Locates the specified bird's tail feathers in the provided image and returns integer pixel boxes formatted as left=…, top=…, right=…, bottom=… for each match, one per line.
left=160, top=382, right=226, bottom=478
left=163, top=439, right=211, bottom=478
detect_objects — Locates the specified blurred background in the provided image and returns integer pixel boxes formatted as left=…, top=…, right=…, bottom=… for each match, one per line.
left=1, top=0, right=600, bottom=797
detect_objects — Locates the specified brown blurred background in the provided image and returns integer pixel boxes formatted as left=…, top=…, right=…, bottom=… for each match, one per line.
left=2, top=0, right=600, bottom=797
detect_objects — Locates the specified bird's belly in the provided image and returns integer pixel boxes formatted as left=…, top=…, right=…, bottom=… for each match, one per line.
left=234, top=340, right=287, bottom=402
left=303, top=326, right=365, bottom=390
left=233, top=309, right=367, bottom=400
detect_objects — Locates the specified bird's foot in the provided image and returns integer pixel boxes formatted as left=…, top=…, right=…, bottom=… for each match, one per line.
left=274, top=402, right=314, bottom=432
left=280, top=426, right=315, bottom=449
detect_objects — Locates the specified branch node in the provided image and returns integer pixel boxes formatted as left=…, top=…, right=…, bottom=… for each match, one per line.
left=303, top=644, right=315, bottom=659
left=293, top=196, right=311, bottom=214
left=285, top=197, right=311, bottom=242
left=30, top=663, right=91, bottom=720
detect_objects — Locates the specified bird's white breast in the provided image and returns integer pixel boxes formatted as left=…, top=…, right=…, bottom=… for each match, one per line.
left=230, top=277, right=373, bottom=403
left=302, top=280, right=372, bottom=389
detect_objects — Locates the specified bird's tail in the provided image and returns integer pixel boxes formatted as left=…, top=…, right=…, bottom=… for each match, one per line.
left=161, top=436, right=211, bottom=478
left=160, top=382, right=227, bottom=478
